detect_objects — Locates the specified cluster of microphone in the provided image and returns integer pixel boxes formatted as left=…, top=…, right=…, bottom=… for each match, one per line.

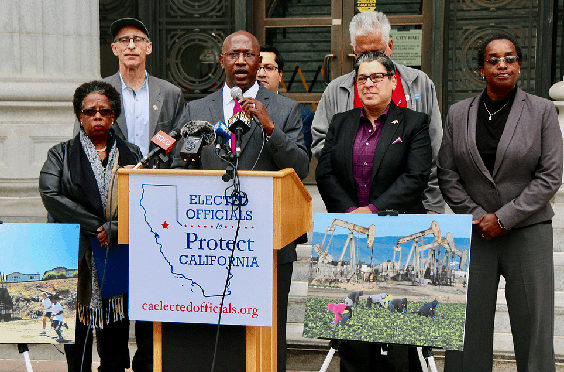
left=134, top=87, right=256, bottom=169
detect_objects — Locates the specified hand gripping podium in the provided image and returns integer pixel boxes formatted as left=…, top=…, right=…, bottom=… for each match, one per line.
left=117, top=168, right=312, bottom=372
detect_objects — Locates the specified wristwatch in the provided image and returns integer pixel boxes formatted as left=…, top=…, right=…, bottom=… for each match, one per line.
left=497, top=218, right=506, bottom=230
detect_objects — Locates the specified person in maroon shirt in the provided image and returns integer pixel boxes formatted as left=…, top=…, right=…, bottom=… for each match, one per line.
left=315, top=52, right=432, bottom=371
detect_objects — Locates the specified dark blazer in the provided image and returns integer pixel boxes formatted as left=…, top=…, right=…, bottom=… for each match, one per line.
left=437, top=88, right=563, bottom=229
left=316, top=103, right=432, bottom=214
left=173, top=83, right=310, bottom=263
left=74, top=72, right=185, bottom=167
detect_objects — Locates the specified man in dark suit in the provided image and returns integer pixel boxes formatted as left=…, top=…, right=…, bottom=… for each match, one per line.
left=72, top=18, right=185, bottom=372
left=257, top=44, right=314, bottom=159
left=172, top=30, right=309, bottom=372
left=74, top=18, right=185, bottom=169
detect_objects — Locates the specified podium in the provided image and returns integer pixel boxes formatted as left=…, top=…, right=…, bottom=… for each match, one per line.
left=117, top=168, right=312, bottom=372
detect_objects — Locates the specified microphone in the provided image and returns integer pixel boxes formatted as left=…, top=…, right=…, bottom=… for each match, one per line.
left=134, top=129, right=181, bottom=169
left=230, top=86, right=260, bottom=125
left=230, top=86, right=244, bottom=102
left=213, top=121, right=231, bottom=150
left=227, top=112, right=251, bottom=157
left=179, top=120, right=215, bottom=162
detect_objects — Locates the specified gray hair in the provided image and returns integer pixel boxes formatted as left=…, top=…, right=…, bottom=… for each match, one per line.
left=354, top=52, right=396, bottom=76
left=349, top=12, right=391, bottom=47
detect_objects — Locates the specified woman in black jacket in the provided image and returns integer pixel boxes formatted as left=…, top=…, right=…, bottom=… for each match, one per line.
left=316, top=52, right=432, bottom=372
left=39, top=81, right=141, bottom=372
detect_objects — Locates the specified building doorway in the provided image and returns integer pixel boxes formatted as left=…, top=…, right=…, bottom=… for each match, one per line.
left=255, top=0, right=433, bottom=111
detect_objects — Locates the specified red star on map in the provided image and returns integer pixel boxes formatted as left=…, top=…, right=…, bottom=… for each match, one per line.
left=161, top=221, right=169, bottom=229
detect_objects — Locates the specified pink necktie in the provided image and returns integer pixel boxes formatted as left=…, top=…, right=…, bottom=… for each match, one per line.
left=232, top=100, right=242, bottom=153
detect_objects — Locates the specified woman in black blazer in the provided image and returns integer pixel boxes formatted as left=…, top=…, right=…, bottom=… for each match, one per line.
left=316, top=52, right=432, bottom=371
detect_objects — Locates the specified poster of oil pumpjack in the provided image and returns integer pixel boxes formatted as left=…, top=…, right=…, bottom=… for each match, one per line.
left=303, top=213, right=472, bottom=350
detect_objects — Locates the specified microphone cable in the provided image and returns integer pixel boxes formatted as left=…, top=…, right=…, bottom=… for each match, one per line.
left=250, top=127, right=267, bottom=172
left=210, top=162, right=248, bottom=372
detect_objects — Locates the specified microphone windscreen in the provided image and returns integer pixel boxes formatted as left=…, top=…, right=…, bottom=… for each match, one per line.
left=230, top=86, right=243, bottom=102
left=181, top=120, right=216, bottom=146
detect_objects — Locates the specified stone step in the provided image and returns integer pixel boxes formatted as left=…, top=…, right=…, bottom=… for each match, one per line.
left=286, top=323, right=564, bottom=371
left=1, top=327, right=562, bottom=372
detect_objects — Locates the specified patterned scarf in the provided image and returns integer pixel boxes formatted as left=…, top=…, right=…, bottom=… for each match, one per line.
left=79, top=129, right=118, bottom=214
left=78, top=129, right=124, bottom=328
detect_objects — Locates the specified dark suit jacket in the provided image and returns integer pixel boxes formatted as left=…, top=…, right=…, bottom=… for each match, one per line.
left=173, top=83, right=309, bottom=263
left=316, top=103, right=432, bottom=214
left=73, top=72, right=185, bottom=167
left=437, top=88, right=563, bottom=229
left=300, top=105, right=314, bottom=160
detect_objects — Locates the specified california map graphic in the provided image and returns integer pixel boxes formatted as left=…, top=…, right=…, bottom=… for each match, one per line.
left=139, top=184, right=235, bottom=298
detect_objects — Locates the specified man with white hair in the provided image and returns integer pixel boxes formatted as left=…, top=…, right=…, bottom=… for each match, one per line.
left=311, top=11, right=444, bottom=215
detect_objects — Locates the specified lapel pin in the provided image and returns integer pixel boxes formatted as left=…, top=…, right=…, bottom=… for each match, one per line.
left=392, top=120, right=398, bottom=125
left=153, top=105, right=158, bottom=110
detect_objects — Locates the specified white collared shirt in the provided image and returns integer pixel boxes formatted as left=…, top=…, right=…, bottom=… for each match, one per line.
left=222, top=81, right=260, bottom=123
left=120, top=73, right=150, bottom=156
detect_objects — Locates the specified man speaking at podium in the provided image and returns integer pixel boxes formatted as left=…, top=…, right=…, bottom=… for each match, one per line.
left=172, top=30, right=309, bottom=372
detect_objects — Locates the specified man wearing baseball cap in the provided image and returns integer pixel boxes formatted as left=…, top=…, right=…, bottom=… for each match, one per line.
left=73, top=17, right=184, bottom=372
left=74, top=17, right=185, bottom=170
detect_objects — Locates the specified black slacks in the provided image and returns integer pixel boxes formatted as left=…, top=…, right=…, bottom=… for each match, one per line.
left=64, top=311, right=130, bottom=372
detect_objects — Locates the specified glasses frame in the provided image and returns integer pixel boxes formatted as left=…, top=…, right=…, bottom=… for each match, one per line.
left=356, top=72, right=394, bottom=85
left=114, top=36, right=149, bottom=46
left=81, top=108, right=114, bottom=117
left=224, top=52, right=258, bottom=61
left=258, top=65, right=279, bottom=72
left=485, top=55, right=520, bottom=66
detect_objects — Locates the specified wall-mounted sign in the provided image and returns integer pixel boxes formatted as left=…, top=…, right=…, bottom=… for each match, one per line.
left=356, top=0, right=377, bottom=12
left=390, top=29, right=423, bottom=67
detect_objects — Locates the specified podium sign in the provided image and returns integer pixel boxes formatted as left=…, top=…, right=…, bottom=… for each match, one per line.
left=128, top=173, right=273, bottom=327
left=118, top=168, right=312, bottom=372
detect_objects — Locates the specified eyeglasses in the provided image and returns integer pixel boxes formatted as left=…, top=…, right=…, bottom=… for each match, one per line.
left=114, top=36, right=149, bottom=46
left=81, top=109, right=113, bottom=117
left=224, top=52, right=258, bottom=61
left=485, top=55, right=519, bottom=65
left=356, top=72, right=394, bottom=85
left=258, top=65, right=278, bottom=72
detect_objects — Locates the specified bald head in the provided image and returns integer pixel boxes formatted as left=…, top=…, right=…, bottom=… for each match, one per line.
left=220, top=31, right=262, bottom=92
left=222, top=31, right=259, bottom=53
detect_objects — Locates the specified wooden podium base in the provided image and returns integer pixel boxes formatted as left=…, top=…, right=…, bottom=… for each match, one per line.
left=152, top=257, right=278, bottom=372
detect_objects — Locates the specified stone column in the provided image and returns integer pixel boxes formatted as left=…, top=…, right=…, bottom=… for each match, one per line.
left=548, top=81, right=564, bottom=354
left=0, top=0, right=100, bottom=222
